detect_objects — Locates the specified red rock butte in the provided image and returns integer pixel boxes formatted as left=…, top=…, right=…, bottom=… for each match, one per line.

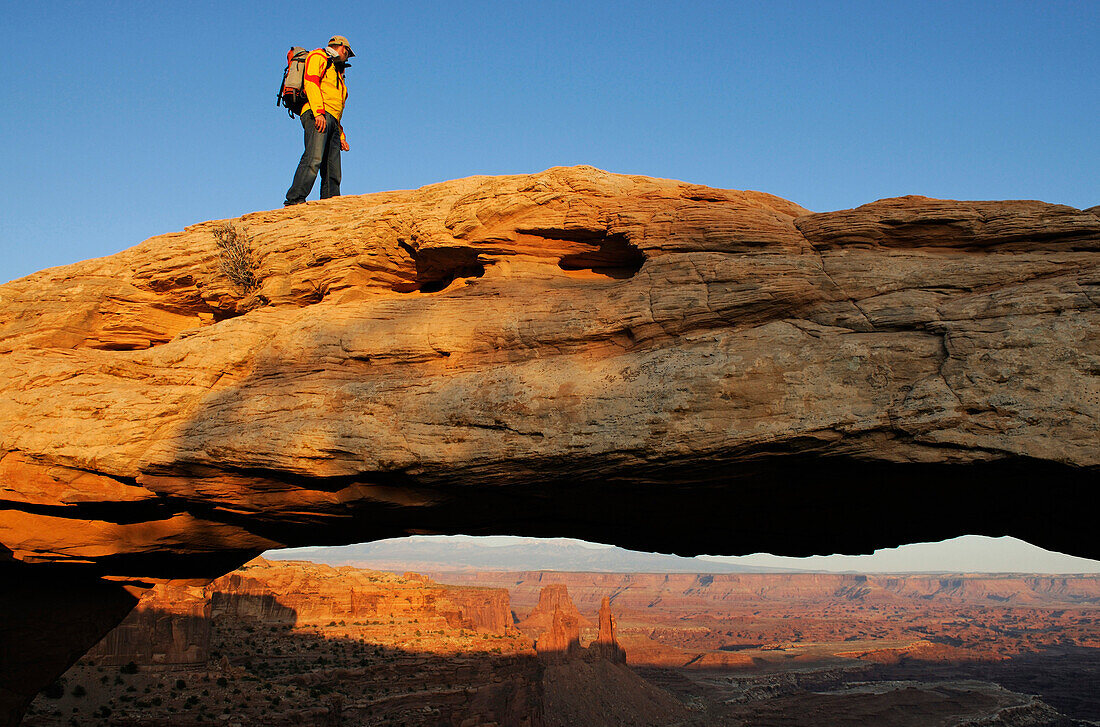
left=519, top=584, right=593, bottom=636
left=1, top=166, right=1098, bottom=723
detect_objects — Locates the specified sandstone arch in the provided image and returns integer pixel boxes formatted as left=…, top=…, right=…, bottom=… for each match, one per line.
left=2, top=167, right=1098, bottom=723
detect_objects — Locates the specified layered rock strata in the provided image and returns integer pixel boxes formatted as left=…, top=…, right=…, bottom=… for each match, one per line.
left=2, top=166, right=1099, bottom=722
left=3, top=168, right=1097, bottom=570
left=441, top=571, right=1100, bottom=614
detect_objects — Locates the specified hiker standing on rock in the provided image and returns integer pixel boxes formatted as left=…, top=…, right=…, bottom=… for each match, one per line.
left=284, top=35, right=354, bottom=206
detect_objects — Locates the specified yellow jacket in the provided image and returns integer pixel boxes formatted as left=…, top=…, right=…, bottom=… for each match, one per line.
left=302, top=48, right=348, bottom=142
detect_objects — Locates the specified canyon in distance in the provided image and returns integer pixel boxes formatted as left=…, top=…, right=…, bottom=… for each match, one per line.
left=21, top=555, right=1100, bottom=726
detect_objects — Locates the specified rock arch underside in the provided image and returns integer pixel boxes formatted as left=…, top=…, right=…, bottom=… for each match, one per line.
left=1, top=166, right=1098, bottom=722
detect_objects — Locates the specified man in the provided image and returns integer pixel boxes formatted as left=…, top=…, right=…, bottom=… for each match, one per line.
left=284, top=35, right=354, bottom=206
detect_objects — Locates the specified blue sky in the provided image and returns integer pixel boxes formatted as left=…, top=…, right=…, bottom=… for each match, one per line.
left=3, top=0, right=1097, bottom=284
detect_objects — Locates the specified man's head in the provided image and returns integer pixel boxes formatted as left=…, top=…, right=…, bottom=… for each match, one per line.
left=328, top=35, right=355, bottom=62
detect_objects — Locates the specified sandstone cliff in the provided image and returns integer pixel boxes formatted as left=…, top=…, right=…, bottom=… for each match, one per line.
left=434, top=570, right=1100, bottom=614
left=84, top=558, right=519, bottom=669
left=2, top=166, right=1098, bottom=723
left=84, top=582, right=210, bottom=666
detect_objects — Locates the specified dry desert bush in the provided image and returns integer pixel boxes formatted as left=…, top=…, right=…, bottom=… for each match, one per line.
left=212, top=222, right=259, bottom=294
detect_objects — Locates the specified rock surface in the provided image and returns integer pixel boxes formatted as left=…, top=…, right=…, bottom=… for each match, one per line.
left=2, top=166, right=1099, bottom=722
left=3, top=166, right=1098, bottom=570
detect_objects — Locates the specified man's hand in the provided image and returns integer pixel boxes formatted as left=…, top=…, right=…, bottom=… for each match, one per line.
left=341, top=138, right=350, bottom=151
left=314, top=113, right=327, bottom=132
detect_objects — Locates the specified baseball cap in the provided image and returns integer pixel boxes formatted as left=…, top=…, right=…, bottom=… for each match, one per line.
left=328, top=35, right=355, bottom=57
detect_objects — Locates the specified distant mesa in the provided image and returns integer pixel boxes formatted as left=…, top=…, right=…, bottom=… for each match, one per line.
left=84, top=557, right=520, bottom=669
left=520, top=583, right=593, bottom=635
left=75, top=561, right=639, bottom=674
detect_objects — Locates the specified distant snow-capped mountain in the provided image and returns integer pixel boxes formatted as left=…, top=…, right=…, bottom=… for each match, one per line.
left=266, top=536, right=789, bottom=573
left=266, top=534, right=1100, bottom=574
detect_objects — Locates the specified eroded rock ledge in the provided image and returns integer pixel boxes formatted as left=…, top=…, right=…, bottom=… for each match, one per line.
left=1, top=166, right=1098, bottom=721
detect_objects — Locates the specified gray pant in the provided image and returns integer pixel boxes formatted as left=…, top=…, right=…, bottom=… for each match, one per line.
left=284, top=111, right=341, bottom=205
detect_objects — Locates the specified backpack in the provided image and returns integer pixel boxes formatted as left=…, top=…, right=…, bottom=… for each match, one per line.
left=277, top=47, right=333, bottom=117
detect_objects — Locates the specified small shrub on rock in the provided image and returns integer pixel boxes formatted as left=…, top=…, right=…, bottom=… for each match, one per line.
left=212, top=222, right=260, bottom=295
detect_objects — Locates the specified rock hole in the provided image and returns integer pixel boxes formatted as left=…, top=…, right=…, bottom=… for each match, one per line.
left=396, top=242, right=486, bottom=294
left=528, top=230, right=645, bottom=279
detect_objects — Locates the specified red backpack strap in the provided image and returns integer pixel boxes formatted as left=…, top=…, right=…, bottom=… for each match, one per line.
left=302, top=49, right=330, bottom=86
